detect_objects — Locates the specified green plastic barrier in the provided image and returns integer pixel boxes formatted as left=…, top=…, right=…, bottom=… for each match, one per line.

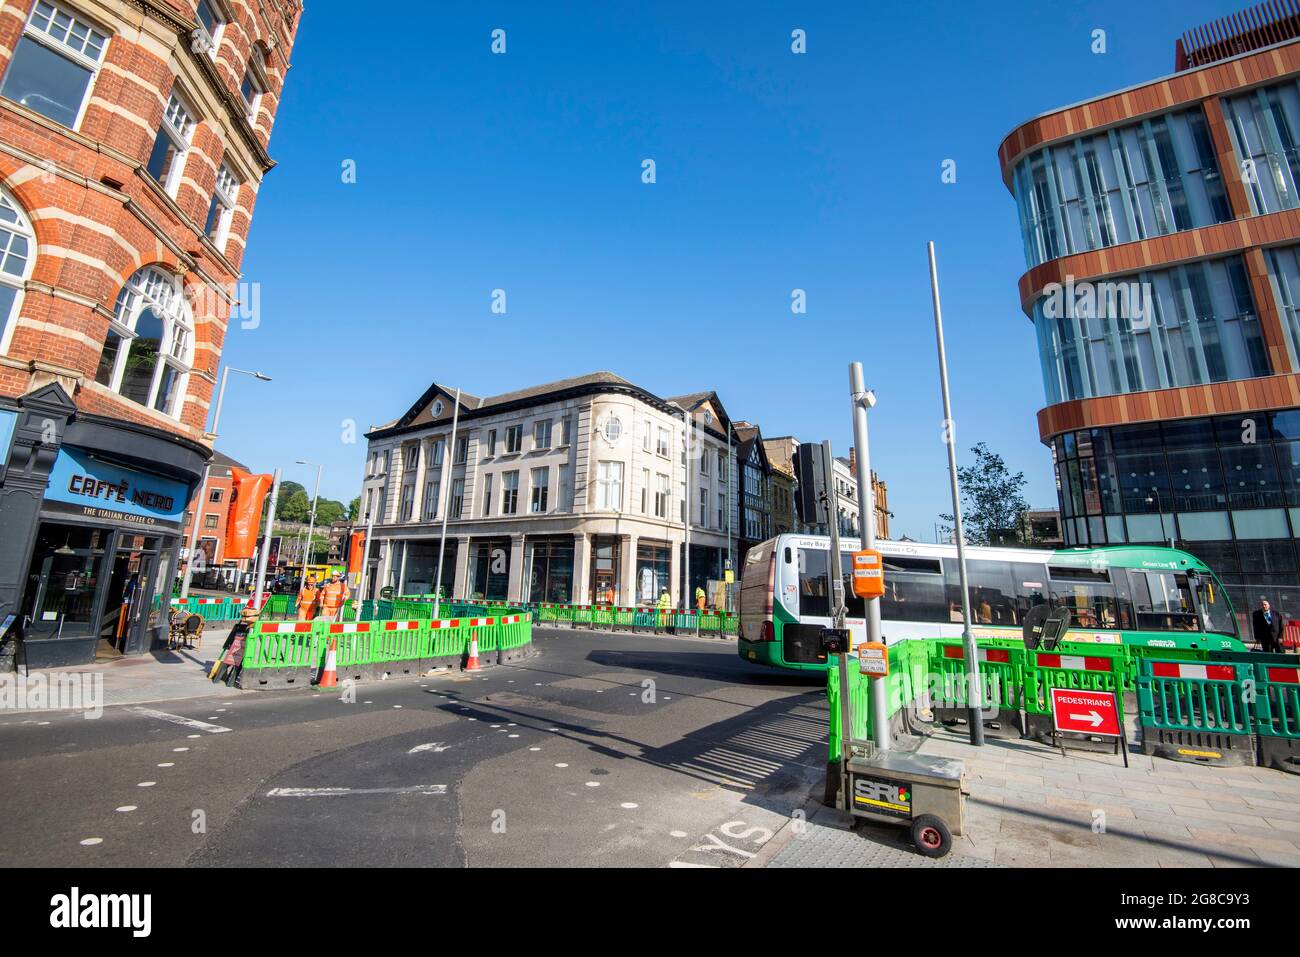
left=928, top=641, right=1024, bottom=716
left=1135, top=658, right=1258, bottom=765
left=1022, top=646, right=1125, bottom=716
left=242, top=620, right=321, bottom=670
left=1254, top=660, right=1300, bottom=771
left=827, top=641, right=926, bottom=763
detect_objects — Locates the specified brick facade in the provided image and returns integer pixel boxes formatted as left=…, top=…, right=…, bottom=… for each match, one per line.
left=0, top=0, right=301, bottom=441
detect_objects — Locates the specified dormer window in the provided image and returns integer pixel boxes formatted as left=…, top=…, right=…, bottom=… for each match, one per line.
left=240, top=48, right=265, bottom=122
left=192, top=0, right=225, bottom=58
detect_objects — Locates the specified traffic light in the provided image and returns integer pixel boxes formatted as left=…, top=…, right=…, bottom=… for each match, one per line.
left=794, top=442, right=829, bottom=529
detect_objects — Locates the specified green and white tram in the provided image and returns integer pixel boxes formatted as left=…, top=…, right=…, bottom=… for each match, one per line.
left=738, top=534, right=1245, bottom=671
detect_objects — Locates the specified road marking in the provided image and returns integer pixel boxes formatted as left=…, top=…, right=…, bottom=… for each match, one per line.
left=115, top=806, right=136, bottom=813
left=407, top=742, right=450, bottom=754
left=266, top=784, right=447, bottom=798
left=128, top=707, right=231, bottom=734
left=80, top=838, right=102, bottom=846
left=668, top=861, right=718, bottom=868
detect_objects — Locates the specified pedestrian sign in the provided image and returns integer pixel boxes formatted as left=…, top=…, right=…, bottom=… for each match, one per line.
left=1049, top=688, right=1121, bottom=737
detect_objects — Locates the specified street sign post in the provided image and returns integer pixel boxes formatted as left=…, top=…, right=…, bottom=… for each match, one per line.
left=1049, top=687, right=1127, bottom=766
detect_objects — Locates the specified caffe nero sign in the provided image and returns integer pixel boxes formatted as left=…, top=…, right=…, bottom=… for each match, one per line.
left=45, top=446, right=188, bottom=527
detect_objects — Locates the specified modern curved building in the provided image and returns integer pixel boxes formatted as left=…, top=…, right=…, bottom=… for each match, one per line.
left=999, top=1, right=1300, bottom=617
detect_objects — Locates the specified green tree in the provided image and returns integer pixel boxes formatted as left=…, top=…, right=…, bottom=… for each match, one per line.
left=938, top=442, right=1030, bottom=545
left=315, top=499, right=345, bottom=525
left=278, top=488, right=311, bottom=523
left=347, top=496, right=360, bottom=521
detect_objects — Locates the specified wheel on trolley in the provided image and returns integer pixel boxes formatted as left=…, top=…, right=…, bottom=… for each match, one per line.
left=910, top=814, right=952, bottom=858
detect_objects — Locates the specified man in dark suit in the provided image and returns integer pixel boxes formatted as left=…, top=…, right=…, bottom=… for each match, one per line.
left=1251, top=598, right=1283, bottom=653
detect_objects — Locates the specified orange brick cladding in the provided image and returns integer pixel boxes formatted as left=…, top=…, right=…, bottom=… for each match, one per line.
left=0, top=0, right=302, bottom=444
left=996, top=35, right=1300, bottom=444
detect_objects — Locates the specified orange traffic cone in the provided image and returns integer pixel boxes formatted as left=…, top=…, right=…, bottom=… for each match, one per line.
left=466, top=634, right=480, bottom=672
left=318, top=636, right=338, bottom=688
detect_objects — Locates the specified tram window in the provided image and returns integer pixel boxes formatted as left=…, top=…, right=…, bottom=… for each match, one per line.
left=879, top=556, right=946, bottom=623
left=943, top=559, right=1019, bottom=625
left=1048, top=566, right=1120, bottom=629
left=1012, top=563, right=1049, bottom=621
left=1129, top=570, right=1200, bottom=632
left=784, top=547, right=792, bottom=564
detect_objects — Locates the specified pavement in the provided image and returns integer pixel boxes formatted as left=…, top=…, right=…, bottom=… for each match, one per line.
left=3, top=625, right=1299, bottom=868
left=6, top=621, right=240, bottom=712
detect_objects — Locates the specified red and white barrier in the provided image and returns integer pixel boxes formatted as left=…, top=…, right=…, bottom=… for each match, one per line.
left=941, top=646, right=1012, bottom=663
left=1149, top=662, right=1236, bottom=681
left=1035, top=653, right=1113, bottom=672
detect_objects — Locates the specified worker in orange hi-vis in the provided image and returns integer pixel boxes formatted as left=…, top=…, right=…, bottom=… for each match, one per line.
left=320, top=572, right=350, bottom=621
left=296, top=575, right=320, bottom=621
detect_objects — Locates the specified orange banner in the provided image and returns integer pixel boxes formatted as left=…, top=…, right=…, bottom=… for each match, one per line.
left=347, top=530, right=365, bottom=574
left=224, top=467, right=273, bottom=560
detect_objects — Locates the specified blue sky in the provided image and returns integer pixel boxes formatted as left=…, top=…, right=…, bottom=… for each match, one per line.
left=219, top=0, right=1240, bottom=538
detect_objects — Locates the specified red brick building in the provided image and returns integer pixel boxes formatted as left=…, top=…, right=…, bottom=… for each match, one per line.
left=0, top=0, right=301, bottom=666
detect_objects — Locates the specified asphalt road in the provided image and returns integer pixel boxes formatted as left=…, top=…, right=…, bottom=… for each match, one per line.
left=0, top=628, right=829, bottom=867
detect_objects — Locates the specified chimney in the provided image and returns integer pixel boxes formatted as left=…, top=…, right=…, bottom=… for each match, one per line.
left=849, top=447, right=856, bottom=471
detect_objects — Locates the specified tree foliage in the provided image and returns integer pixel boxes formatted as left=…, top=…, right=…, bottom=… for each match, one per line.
left=938, top=442, right=1030, bottom=545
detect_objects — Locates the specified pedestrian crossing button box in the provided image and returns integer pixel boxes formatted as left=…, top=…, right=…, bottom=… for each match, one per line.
left=820, top=628, right=850, bottom=655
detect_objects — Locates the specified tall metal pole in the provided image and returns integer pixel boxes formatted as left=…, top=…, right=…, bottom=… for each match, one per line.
left=820, top=440, right=855, bottom=804
left=251, top=468, right=282, bottom=610
left=682, top=411, right=691, bottom=610
left=726, top=422, right=733, bottom=612
left=928, top=241, right=984, bottom=747
left=297, top=460, right=323, bottom=583
left=180, top=366, right=228, bottom=600
left=180, top=366, right=270, bottom=599
left=433, top=389, right=461, bottom=618
left=849, top=362, right=889, bottom=751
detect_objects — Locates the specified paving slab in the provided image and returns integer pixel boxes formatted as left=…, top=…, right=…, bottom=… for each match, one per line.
left=905, top=724, right=1300, bottom=868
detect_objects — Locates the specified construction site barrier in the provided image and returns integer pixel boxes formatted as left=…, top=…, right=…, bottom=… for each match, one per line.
left=929, top=642, right=1024, bottom=735
left=509, top=601, right=738, bottom=636
left=168, top=596, right=246, bottom=621
left=237, top=609, right=534, bottom=689
left=1136, top=658, right=1256, bottom=766
left=1251, top=660, right=1300, bottom=773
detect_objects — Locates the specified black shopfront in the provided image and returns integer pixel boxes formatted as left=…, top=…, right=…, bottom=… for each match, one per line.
left=0, top=385, right=207, bottom=668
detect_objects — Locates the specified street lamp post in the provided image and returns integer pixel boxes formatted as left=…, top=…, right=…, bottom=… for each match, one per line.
left=180, top=366, right=271, bottom=599
left=1145, top=491, right=1174, bottom=548
left=297, top=459, right=324, bottom=585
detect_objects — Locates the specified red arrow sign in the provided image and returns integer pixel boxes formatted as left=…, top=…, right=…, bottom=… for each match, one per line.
left=1050, top=688, right=1121, bottom=737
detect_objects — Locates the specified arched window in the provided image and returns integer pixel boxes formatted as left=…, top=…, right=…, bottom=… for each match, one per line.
left=94, top=266, right=193, bottom=417
left=0, top=187, right=34, bottom=354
